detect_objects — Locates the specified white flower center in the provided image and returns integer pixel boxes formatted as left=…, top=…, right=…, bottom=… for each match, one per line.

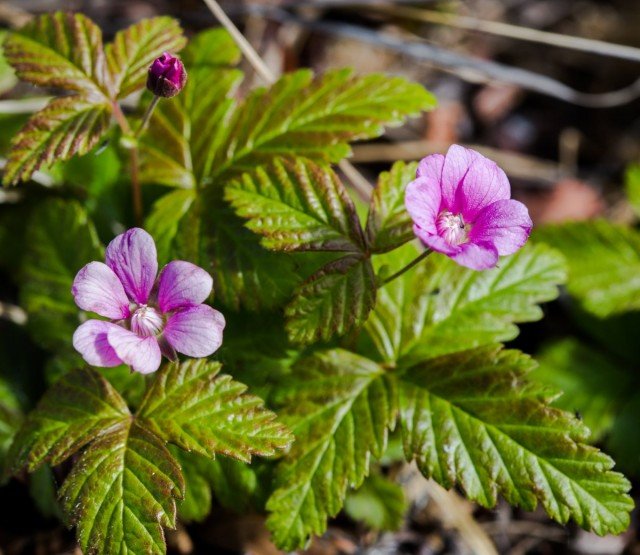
left=131, top=305, right=164, bottom=337
left=436, top=211, right=470, bottom=246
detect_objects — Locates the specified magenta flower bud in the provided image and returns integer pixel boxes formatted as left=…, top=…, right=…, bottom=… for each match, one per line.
left=146, top=52, right=187, bottom=98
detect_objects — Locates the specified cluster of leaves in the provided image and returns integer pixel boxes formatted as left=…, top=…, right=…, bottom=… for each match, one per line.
left=0, top=10, right=635, bottom=555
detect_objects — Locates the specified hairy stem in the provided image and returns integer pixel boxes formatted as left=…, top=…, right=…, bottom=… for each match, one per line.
left=113, top=102, right=143, bottom=226
left=380, top=249, right=431, bottom=286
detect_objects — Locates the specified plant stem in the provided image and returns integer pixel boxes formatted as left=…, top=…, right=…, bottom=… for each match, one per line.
left=380, top=249, right=431, bottom=286
left=112, top=102, right=143, bottom=226
left=136, top=95, right=160, bottom=139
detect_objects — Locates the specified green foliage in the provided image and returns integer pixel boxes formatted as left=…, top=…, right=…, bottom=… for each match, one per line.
left=267, top=349, right=396, bottom=550
left=625, top=164, right=640, bottom=218
left=20, top=199, right=103, bottom=350
left=285, top=255, right=376, bottom=344
left=365, top=161, right=418, bottom=253
left=536, top=220, right=640, bottom=317
left=138, top=359, right=292, bottom=461
left=362, top=243, right=566, bottom=364
left=0, top=377, right=22, bottom=477
left=106, top=16, right=186, bottom=99
left=399, top=346, right=633, bottom=536
left=344, top=473, right=406, bottom=531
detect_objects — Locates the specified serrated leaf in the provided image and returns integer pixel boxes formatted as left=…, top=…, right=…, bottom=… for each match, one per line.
left=533, top=339, right=632, bottom=440
left=226, top=157, right=365, bottom=252
left=267, top=349, right=396, bottom=550
left=8, top=368, right=129, bottom=473
left=211, top=68, right=436, bottom=180
left=344, top=473, right=406, bottom=531
left=181, top=28, right=241, bottom=68
left=60, top=420, right=184, bottom=555
left=3, top=97, right=111, bottom=185
left=536, top=220, right=640, bottom=318
left=365, top=161, right=417, bottom=253
left=138, top=359, right=292, bottom=462
left=106, top=16, right=186, bottom=99
left=363, top=243, right=565, bottom=364
left=20, top=199, right=103, bottom=350
left=399, top=346, right=633, bottom=536
left=3, top=12, right=108, bottom=98
left=286, top=254, right=376, bottom=344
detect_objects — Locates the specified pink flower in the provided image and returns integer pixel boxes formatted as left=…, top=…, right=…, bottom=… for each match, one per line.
left=71, top=228, right=225, bottom=374
left=146, top=52, right=187, bottom=98
left=405, top=145, right=532, bottom=270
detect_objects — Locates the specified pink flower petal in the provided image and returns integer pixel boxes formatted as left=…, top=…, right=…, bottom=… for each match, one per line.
left=416, top=153, right=445, bottom=182
left=405, top=177, right=441, bottom=235
left=157, top=260, right=213, bottom=312
left=470, top=199, right=532, bottom=256
left=164, top=305, right=225, bottom=358
left=106, top=325, right=161, bottom=374
left=105, top=228, right=158, bottom=304
left=451, top=241, right=499, bottom=270
left=440, top=145, right=484, bottom=208
left=413, top=226, right=458, bottom=256
left=72, top=262, right=130, bottom=319
left=73, top=320, right=123, bottom=367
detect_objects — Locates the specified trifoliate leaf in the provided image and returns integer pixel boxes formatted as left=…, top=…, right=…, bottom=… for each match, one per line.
left=181, top=28, right=241, bottom=68
left=399, top=346, right=633, bottom=536
left=363, top=243, right=565, bottom=364
left=533, top=338, right=632, bottom=440
left=3, top=12, right=109, bottom=97
left=211, top=68, right=436, bottom=179
left=226, top=157, right=365, bottom=253
left=365, top=161, right=417, bottom=253
left=625, top=164, right=640, bottom=218
left=344, top=473, right=406, bottom=531
left=106, top=16, right=186, bottom=99
left=285, top=254, right=376, bottom=344
left=138, top=359, right=292, bottom=462
left=267, top=349, right=396, bottom=550
left=59, top=420, right=184, bottom=555
left=3, top=97, right=111, bottom=185
left=8, top=368, right=128, bottom=473
left=536, top=220, right=640, bottom=318
left=20, top=199, right=103, bottom=350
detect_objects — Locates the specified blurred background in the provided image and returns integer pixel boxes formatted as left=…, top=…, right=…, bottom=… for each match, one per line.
left=1, top=1, right=640, bottom=554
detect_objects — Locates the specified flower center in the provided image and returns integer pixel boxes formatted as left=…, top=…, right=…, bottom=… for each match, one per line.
left=131, top=305, right=164, bottom=337
left=436, top=211, right=470, bottom=246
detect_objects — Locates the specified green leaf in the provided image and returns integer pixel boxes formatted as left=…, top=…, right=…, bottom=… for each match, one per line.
left=267, top=349, right=396, bottom=550
left=211, top=68, right=436, bottom=180
left=3, top=97, right=111, bottom=185
left=399, top=346, right=633, bottom=536
left=285, top=254, right=376, bottom=344
left=625, top=164, right=640, bottom=218
left=29, top=464, right=64, bottom=520
left=3, top=12, right=108, bottom=97
left=106, top=16, right=186, bottom=99
left=20, top=199, right=103, bottom=350
left=365, top=161, right=417, bottom=253
left=8, top=368, right=129, bottom=473
left=172, top=448, right=212, bottom=523
left=0, top=377, right=22, bottom=478
left=59, top=420, right=184, bottom=555
left=181, top=28, right=241, bottom=68
left=536, top=220, right=640, bottom=318
left=226, top=157, right=365, bottom=253
left=344, top=473, right=406, bottom=531
left=608, top=392, right=640, bottom=474
left=138, top=359, right=292, bottom=462
left=363, top=243, right=565, bottom=364
left=533, top=339, right=632, bottom=440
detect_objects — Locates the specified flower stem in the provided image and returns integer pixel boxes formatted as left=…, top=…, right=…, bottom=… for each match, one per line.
left=136, top=95, right=160, bottom=139
left=112, top=102, right=143, bottom=226
left=380, top=249, right=432, bottom=286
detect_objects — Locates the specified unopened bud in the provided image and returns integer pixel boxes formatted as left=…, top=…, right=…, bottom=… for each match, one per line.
left=146, top=52, right=187, bottom=98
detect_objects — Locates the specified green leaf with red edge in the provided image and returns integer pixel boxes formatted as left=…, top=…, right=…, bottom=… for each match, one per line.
left=2, top=96, right=111, bottom=186
left=285, top=254, right=376, bottom=345
left=138, top=359, right=292, bottom=462
left=365, top=161, right=417, bottom=253
left=266, top=349, right=397, bottom=550
left=3, top=12, right=109, bottom=98
left=399, top=345, right=633, bottom=537
left=106, top=16, right=186, bottom=99
left=7, top=368, right=129, bottom=474
left=59, top=420, right=184, bottom=555
left=226, top=157, right=366, bottom=253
